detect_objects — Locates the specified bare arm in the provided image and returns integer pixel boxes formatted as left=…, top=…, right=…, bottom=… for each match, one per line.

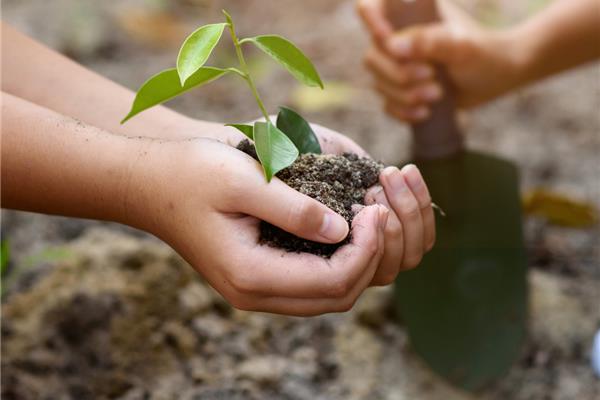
left=1, top=91, right=149, bottom=226
left=358, top=0, right=600, bottom=121
left=514, top=0, right=600, bottom=85
left=0, top=90, right=406, bottom=316
left=1, top=23, right=233, bottom=142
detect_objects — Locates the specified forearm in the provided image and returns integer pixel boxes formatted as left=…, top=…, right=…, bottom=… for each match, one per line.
left=1, top=23, right=225, bottom=140
left=1, top=92, right=151, bottom=227
left=510, top=0, right=600, bottom=86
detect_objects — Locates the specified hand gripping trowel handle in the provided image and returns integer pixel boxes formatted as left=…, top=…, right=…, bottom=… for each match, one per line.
left=385, top=0, right=464, bottom=160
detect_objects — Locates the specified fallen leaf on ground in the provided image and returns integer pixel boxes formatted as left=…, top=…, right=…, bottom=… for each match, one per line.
left=522, top=188, right=598, bottom=227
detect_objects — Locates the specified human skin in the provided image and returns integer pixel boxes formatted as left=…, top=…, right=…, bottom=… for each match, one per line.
left=3, top=92, right=395, bottom=316
left=357, top=0, right=600, bottom=122
left=1, top=22, right=435, bottom=286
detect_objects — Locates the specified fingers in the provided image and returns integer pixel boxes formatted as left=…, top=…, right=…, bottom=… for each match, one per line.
left=402, top=164, right=435, bottom=251
left=311, top=123, right=369, bottom=157
left=385, top=24, right=458, bottom=63
left=361, top=15, right=461, bottom=123
left=357, top=0, right=394, bottom=44
left=365, top=185, right=404, bottom=286
left=364, top=44, right=442, bottom=123
left=239, top=174, right=349, bottom=244
left=380, top=165, right=427, bottom=270
left=210, top=206, right=387, bottom=315
left=237, top=206, right=387, bottom=316
left=365, top=45, right=434, bottom=87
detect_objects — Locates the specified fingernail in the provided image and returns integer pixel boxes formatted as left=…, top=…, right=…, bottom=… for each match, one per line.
left=320, top=212, right=349, bottom=242
left=388, top=36, right=413, bottom=58
left=420, top=84, right=442, bottom=101
left=365, top=185, right=384, bottom=205
left=382, top=166, right=409, bottom=194
left=402, top=164, right=424, bottom=191
left=414, top=65, right=433, bottom=80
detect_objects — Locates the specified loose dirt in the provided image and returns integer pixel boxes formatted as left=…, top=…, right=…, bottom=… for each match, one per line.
left=237, top=139, right=383, bottom=256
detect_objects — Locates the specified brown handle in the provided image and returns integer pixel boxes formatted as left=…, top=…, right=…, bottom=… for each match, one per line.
left=385, top=0, right=463, bottom=159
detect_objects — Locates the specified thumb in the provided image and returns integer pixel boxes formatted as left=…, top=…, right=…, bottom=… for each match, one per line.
left=385, top=24, right=459, bottom=64
left=240, top=177, right=350, bottom=244
left=357, top=0, right=394, bottom=44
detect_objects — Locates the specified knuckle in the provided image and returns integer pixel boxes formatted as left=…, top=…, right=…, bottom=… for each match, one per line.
left=326, top=276, right=353, bottom=298
left=228, top=271, right=258, bottom=295
left=402, top=90, right=421, bottom=106
left=221, top=176, right=247, bottom=206
left=363, top=49, right=376, bottom=66
left=387, top=220, right=403, bottom=239
left=393, top=70, right=410, bottom=86
left=380, top=275, right=397, bottom=286
left=227, top=294, right=252, bottom=312
left=373, top=271, right=397, bottom=286
left=287, top=199, right=320, bottom=234
left=335, top=297, right=357, bottom=313
left=402, top=202, right=421, bottom=220
left=403, top=254, right=423, bottom=270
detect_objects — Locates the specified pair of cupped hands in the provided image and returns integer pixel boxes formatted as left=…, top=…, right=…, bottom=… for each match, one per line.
left=146, top=120, right=434, bottom=317
left=146, top=2, right=447, bottom=317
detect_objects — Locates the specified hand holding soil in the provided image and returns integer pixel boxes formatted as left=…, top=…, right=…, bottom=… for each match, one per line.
left=1, top=11, right=436, bottom=316
left=237, top=122, right=435, bottom=286
left=123, top=135, right=426, bottom=316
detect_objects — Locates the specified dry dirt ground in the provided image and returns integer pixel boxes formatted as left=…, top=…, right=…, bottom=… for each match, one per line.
left=2, top=1, right=599, bottom=399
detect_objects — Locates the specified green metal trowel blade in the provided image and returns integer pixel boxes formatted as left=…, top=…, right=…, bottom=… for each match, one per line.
left=395, top=150, right=528, bottom=391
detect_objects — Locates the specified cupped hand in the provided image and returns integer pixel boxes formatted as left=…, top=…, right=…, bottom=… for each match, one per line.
left=311, top=123, right=435, bottom=286
left=132, top=136, right=392, bottom=316
left=357, top=0, right=526, bottom=122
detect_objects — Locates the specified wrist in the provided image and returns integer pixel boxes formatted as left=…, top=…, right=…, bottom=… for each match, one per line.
left=112, top=137, right=169, bottom=233
left=501, top=24, right=542, bottom=90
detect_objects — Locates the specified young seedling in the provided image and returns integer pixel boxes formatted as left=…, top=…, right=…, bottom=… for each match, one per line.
left=123, top=10, right=324, bottom=181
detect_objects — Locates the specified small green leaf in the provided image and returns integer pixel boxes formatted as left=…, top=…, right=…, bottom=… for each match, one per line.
left=177, top=23, right=227, bottom=85
left=226, top=124, right=253, bottom=139
left=254, top=121, right=299, bottom=181
left=276, top=107, right=322, bottom=154
left=1, top=240, right=9, bottom=277
left=243, top=35, right=324, bottom=89
left=122, top=67, right=227, bottom=123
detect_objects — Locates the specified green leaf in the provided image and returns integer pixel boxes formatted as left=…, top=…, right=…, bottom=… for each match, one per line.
left=122, top=67, right=227, bottom=123
left=177, top=23, right=227, bottom=85
left=243, top=35, right=323, bottom=89
left=276, top=107, right=321, bottom=154
left=226, top=123, right=253, bottom=139
left=1, top=240, right=9, bottom=277
left=253, top=121, right=299, bottom=181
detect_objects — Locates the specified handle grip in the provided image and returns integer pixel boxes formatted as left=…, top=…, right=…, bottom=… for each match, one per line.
left=385, top=0, right=463, bottom=159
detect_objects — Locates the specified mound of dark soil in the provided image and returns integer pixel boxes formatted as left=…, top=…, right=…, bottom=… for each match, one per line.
left=237, top=139, right=383, bottom=257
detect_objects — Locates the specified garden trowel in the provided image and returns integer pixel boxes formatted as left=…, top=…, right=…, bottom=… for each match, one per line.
left=385, top=0, right=528, bottom=391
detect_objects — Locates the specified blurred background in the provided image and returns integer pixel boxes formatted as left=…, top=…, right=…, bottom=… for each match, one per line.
left=1, top=0, right=599, bottom=399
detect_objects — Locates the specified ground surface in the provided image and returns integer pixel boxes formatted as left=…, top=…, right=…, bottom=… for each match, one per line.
left=2, top=0, right=599, bottom=399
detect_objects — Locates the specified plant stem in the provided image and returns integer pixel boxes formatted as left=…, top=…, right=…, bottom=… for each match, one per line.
left=227, top=21, right=271, bottom=123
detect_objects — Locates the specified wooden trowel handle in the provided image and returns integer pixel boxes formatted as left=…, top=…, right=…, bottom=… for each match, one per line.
left=385, top=0, right=463, bottom=159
